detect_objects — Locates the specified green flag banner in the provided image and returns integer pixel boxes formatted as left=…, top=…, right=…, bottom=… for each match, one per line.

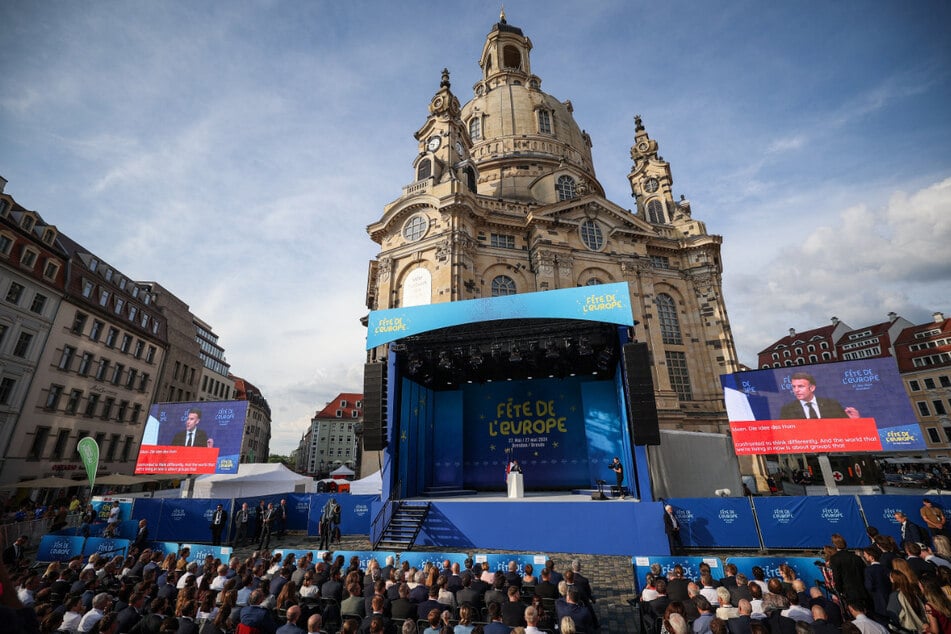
left=77, top=437, right=100, bottom=489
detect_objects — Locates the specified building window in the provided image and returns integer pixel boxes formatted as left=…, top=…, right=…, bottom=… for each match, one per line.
left=126, top=368, right=137, bottom=390
left=45, top=385, right=64, bottom=410
left=51, top=430, right=70, bottom=460
left=111, top=363, right=124, bottom=385
left=402, top=215, right=428, bottom=242
left=77, top=352, right=93, bottom=376
left=556, top=175, right=576, bottom=201
left=538, top=109, right=552, bottom=134
left=585, top=278, right=603, bottom=286
left=72, top=311, right=88, bottom=335
left=105, top=434, right=120, bottom=461
left=66, top=389, right=83, bottom=414
left=90, top=320, right=104, bottom=341
left=146, top=345, right=156, bottom=363
left=928, top=427, right=941, bottom=443
left=96, top=358, right=109, bottom=381
left=0, top=377, right=16, bottom=405
left=579, top=219, right=604, bottom=251
left=941, top=376, right=951, bottom=388
left=116, top=401, right=128, bottom=423
left=490, top=234, right=516, bottom=249
left=84, top=394, right=99, bottom=417
left=0, top=234, right=12, bottom=256
left=918, top=401, right=931, bottom=417
left=925, top=378, right=937, bottom=390
left=139, top=373, right=149, bottom=392
left=12, top=331, right=33, bottom=357
left=821, top=352, right=831, bottom=360
left=133, top=340, right=144, bottom=359
left=20, top=248, right=38, bottom=268
left=469, top=117, right=481, bottom=141
left=491, top=275, right=516, bottom=297
left=82, top=280, right=94, bottom=298
left=128, top=305, right=137, bottom=322
left=656, top=294, right=683, bottom=345
left=101, top=397, right=115, bottom=420
left=130, top=404, right=141, bottom=424
left=935, top=401, right=948, bottom=416
left=665, top=351, right=693, bottom=401
left=417, top=159, right=431, bottom=181
left=105, top=327, right=118, bottom=348
left=121, top=436, right=133, bottom=462
left=99, top=289, right=110, bottom=307
left=29, top=293, right=47, bottom=314
left=910, top=380, right=921, bottom=391
left=28, top=427, right=51, bottom=460
left=6, top=282, right=24, bottom=305
left=120, top=334, right=132, bottom=353
left=649, top=255, right=670, bottom=269
left=114, top=297, right=124, bottom=315
left=58, top=345, right=76, bottom=371
left=647, top=199, right=666, bottom=224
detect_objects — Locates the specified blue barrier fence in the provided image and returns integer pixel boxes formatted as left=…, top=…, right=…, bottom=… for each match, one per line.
left=665, top=493, right=944, bottom=550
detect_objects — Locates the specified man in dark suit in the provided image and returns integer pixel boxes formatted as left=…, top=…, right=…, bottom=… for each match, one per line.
left=176, top=600, right=200, bottom=634
left=830, top=533, right=871, bottom=605
left=555, top=589, right=595, bottom=633
left=117, top=592, right=147, bottom=634
left=810, top=605, right=840, bottom=634
left=779, top=372, right=859, bottom=419
left=457, top=573, right=485, bottom=612
left=209, top=504, right=227, bottom=546
left=533, top=568, right=558, bottom=600
left=895, top=511, right=930, bottom=547
left=903, top=541, right=937, bottom=578
left=666, top=565, right=690, bottom=603
left=729, top=574, right=753, bottom=606
left=727, top=599, right=754, bottom=634
left=664, top=505, right=683, bottom=554
left=2, top=534, right=28, bottom=569
left=648, top=578, right=671, bottom=619
left=133, top=519, right=150, bottom=552
left=862, top=547, right=891, bottom=624
left=171, top=408, right=210, bottom=447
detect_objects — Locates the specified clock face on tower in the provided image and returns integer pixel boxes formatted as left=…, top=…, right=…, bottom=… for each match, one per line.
left=427, top=136, right=442, bottom=151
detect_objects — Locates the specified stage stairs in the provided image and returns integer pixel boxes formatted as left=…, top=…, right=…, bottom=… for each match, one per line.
left=373, top=500, right=430, bottom=551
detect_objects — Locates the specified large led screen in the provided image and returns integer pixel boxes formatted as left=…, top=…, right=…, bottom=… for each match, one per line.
left=135, top=400, right=249, bottom=474
left=720, top=358, right=924, bottom=455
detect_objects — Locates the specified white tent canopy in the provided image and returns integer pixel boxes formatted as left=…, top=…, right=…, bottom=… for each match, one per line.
left=348, top=470, right=382, bottom=496
left=329, top=465, right=355, bottom=479
left=189, top=463, right=313, bottom=499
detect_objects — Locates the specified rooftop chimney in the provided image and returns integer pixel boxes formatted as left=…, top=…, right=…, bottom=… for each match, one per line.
left=831, top=316, right=839, bottom=326
left=935, top=312, right=946, bottom=323
left=888, top=312, right=897, bottom=322
left=788, top=328, right=796, bottom=337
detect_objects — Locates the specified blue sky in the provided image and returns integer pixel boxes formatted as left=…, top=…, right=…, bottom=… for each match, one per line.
left=2, top=1, right=949, bottom=454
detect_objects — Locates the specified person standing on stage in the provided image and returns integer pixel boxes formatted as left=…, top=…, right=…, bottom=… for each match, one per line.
left=610, top=456, right=625, bottom=499
left=664, top=504, right=683, bottom=554
left=210, top=503, right=227, bottom=546
left=233, top=502, right=251, bottom=547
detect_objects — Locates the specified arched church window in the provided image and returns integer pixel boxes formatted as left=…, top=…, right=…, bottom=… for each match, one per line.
left=491, top=275, right=516, bottom=297
left=417, top=159, right=431, bottom=181
left=656, top=293, right=683, bottom=345
left=402, top=215, right=428, bottom=242
left=556, top=175, right=576, bottom=201
left=538, top=110, right=552, bottom=134
left=469, top=118, right=481, bottom=141
left=579, top=219, right=604, bottom=251
left=503, top=45, right=521, bottom=70
left=585, top=277, right=603, bottom=286
left=465, top=166, right=477, bottom=193
left=647, top=199, right=666, bottom=224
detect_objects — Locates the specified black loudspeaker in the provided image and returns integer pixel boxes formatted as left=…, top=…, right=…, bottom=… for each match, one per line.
left=363, top=362, right=388, bottom=451
left=622, top=342, right=661, bottom=446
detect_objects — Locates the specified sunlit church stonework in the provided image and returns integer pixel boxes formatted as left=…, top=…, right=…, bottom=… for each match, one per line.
left=365, top=14, right=739, bottom=435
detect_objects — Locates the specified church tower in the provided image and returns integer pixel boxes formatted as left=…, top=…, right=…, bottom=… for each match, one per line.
left=366, top=13, right=738, bottom=434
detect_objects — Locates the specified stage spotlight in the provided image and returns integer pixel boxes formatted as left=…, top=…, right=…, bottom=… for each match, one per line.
left=545, top=339, right=560, bottom=360
left=407, top=356, right=423, bottom=375
left=596, top=349, right=613, bottom=371
left=509, top=346, right=523, bottom=363
left=438, top=351, right=453, bottom=370
left=469, top=346, right=483, bottom=368
left=578, top=337, right=594, bottom=356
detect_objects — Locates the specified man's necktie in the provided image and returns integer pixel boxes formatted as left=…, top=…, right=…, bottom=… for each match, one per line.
left=806, top=403, right=818, bottom=419
left=187, top=432, right=193, bottom=446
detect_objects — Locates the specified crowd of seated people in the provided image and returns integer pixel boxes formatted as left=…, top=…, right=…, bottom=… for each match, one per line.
left=638, top=533, right=951, bottom=634
left=0, top=545, right=600, bottom=634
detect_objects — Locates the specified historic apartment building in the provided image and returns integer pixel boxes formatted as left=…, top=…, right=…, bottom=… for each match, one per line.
left=297, top=392, right=362, bottom=477
left=0, top=182, right=169, bottom=483
left=232, top=374, right=272, bottom=463
left=365, top=15, right=738, bottom=435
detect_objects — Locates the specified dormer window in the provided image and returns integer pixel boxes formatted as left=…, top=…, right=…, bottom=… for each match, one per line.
left=556, top=175, right=576, bottom=201
left=43, top=261, right=59, bottom=281
left=538, top=110, right=552, bottom=134
left=336, top=410, right=343, bottom=418
left=469, top=118, right=481, bottom=141
left=0, top=199, right=9, bottom=216
left=352, top=410, right=359, bottom=418
left=21, top=215, right=34, bottom=231
left=20, top=247, right=38, bottom=268
left=42, top=228, right=56, bottom=245
left=340, top=400, right=348, bottom=408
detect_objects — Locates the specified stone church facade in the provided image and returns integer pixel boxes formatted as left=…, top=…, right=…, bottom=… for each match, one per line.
left=366, top=15, right=738, bottom=434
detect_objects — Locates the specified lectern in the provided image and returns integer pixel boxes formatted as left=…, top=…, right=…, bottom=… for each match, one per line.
left=507, top=472, right=524, bottom=499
